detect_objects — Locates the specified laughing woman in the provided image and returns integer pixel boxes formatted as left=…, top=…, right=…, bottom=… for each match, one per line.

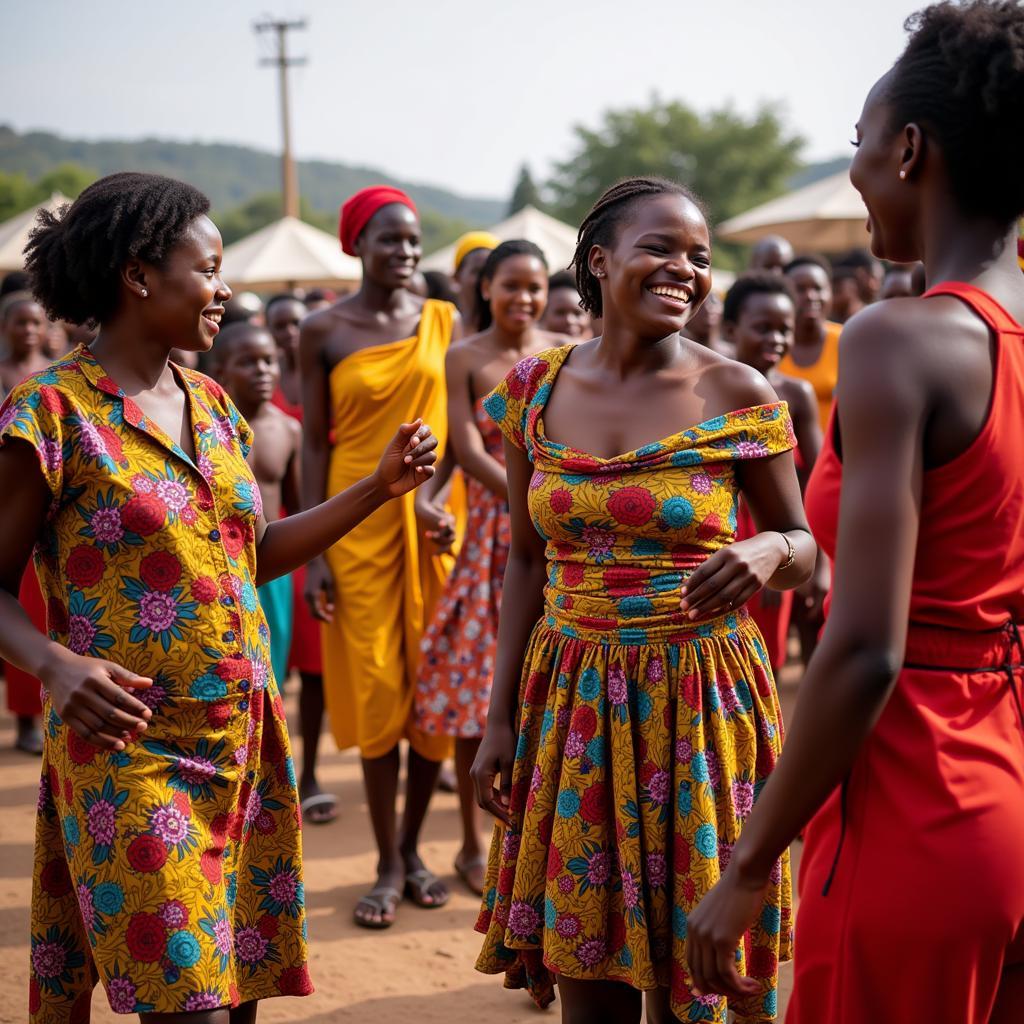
left=471, top=177, right=815, bottom=1024
left=0, top=172, right=438, bottom=1023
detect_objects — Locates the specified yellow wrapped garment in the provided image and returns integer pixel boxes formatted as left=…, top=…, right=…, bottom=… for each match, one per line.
left=321, top=299, right=458, bottom=761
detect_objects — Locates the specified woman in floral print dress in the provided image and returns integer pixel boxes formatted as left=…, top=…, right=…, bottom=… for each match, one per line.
left=470, top=178, right=816, bottom=1024
left=0, top=173, right=439, bottom=1022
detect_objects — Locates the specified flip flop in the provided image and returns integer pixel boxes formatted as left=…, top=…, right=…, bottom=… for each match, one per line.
left=404, top=867, right=450, bottom=909
left=353, top=886, right=401, bottom=930
left=454, top=853, right=488, bottom=897
left=300, top=792, right=339, bottom=825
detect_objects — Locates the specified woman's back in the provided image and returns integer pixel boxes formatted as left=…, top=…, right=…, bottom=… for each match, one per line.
left=909, top=283, right=1024, bottom=630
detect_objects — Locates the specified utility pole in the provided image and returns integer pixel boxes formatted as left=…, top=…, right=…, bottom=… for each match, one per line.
left=254, top=17, right=307, bottom=219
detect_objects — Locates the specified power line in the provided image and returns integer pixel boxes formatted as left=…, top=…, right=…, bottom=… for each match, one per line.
left=254, top=17, right=307, bottom=219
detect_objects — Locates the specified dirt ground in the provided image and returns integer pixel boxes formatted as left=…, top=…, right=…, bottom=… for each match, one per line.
left=0, top=665, right=802, bottom=1023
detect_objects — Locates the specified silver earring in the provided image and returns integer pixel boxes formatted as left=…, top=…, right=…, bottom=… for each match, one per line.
left=899, top=170, right=907, bottom=180
left=140, top=288, right=148, bottom=298
left=593, top=271, right=604, bottom=278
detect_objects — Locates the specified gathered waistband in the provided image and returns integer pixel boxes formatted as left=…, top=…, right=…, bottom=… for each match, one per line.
left=540, top=603, right=756, bottom=646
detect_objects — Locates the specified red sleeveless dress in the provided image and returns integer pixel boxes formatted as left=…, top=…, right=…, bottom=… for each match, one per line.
left=792, top=283, right=1024, bottom=1023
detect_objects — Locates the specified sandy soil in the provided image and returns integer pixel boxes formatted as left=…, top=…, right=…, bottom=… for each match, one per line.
left=0, top=665, right=802, bottom=1023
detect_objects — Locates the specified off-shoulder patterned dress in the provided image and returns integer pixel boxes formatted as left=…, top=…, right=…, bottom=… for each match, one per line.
left=474, top=346, right=794, bottom=1023
left=0, top=346, right=312, bottom=1019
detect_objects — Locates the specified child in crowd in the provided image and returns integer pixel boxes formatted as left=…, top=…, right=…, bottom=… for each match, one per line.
left=415, top=240, right=567, bottom=895
left=0, top=292, right=49, bottom=395
left=540, top=270, right=591, bottom=339
left=723, top=272, right=823, bottom=673
left=266, top=292, right=340, bottom=823
left=214, top=321, right=302, bottom=691
left=0, top=292, right=50, bottom=751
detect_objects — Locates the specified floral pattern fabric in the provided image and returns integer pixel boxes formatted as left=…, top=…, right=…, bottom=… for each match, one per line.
left=473, top=346, right=795, bottom=1023
left=0, top=346, right=312, bottom=1018
left=415, top=399, right=511, bottom=738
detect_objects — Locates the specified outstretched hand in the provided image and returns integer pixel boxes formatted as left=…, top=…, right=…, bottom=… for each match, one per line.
left=372, top=419, right=439, bottom=499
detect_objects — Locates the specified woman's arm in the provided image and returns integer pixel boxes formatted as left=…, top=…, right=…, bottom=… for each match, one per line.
left=0, top=441, right=153, bottom=749
left=681, top=383, right=816, bottom=618
left=470, top=438, right=547, bottom=823
left=281, top=417, right=302, bottom=518
left=686, top=309, right=927, bottom=998
left=446, top=344, right=508, bottom=499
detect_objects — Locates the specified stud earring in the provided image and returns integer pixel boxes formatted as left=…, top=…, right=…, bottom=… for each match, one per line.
left=140, top=288, right=148, bottom=297
left=593, top=270, right=604, bottom=278
left=899, top=170, right=907, bottom=180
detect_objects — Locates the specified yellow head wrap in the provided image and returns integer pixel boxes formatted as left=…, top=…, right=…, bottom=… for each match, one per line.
left=453, top=231, right=500, bottom=274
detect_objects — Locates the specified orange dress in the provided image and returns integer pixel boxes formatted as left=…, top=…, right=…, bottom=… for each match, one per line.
left=778, top=321, right=841, bottom=432
left=414, top=400, right=510, bottom=738
left=793, top=284, right=1024, bottom=1023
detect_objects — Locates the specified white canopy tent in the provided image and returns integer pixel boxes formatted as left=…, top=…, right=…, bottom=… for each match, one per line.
left=0, top=192, right=70, bottom=274
left=716, top=170, right=869, bottom=252
left=220, top=216, right=362, bottom=291
left=421, top=205, right=579, bottom=274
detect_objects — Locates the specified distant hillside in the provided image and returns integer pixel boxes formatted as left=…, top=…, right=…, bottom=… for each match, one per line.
left=0, top=126, right=505, bottom=224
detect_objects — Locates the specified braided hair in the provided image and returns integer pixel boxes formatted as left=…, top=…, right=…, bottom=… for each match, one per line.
left=24, top=172, right=211, bottom=327
left=886, top=1, right=1024, bottom=224
left=571, top=177, right=705, bottom=317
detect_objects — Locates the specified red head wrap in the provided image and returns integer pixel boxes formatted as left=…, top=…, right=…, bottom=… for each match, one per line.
left=338, top=186, right=418, bottom=257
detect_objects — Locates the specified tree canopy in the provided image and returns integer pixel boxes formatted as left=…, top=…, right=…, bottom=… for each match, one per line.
left=508, top=164, right=543, bottom=216
left=547, top=99, right=804, bottom=267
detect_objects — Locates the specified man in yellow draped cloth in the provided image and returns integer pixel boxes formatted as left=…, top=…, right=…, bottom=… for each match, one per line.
left=301, top=186, right=460, bottom=928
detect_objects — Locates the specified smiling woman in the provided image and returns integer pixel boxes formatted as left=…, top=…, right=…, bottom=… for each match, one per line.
left=470, top=176, right=816, bottom=1024
left=0, top=172, right=440, bottom=1023
left=299, top=185, right=463, bottom=932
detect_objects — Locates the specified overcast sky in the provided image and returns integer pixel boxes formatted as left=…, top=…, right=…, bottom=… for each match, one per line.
left=5, top=0, right=924, bottom=200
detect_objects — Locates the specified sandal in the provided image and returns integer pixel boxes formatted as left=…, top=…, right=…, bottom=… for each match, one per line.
left=353, top=886, right=401, bottom=929
left=454, top=853, right=488, bottom=897
left=404, top=867, right=450, bottom=909
left=300, top=792, right=339, bottom=825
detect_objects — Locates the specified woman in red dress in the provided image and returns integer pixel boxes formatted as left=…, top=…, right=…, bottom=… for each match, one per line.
left=686, top=4, right=1024, bottom=1022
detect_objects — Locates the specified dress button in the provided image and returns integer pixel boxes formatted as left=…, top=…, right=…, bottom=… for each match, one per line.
left=222, top=631, right=235, bottom=642
left=220, top=595, right=234, bottom=607
left=239, top=699, right=249, bottom=712
left=239, top=680, right=250, bottom=692
left=209, top=529, right=221, bottom=541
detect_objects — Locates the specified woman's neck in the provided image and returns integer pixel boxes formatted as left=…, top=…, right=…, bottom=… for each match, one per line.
left=89, top=315, right=177, bottom=393
left=591, top=312, right=683, bottom=379
left=491, top=322, right=541, bottom=353
left=924, top=212, right=1022, bottom=296
left=354, top=277, right=415, bottom=315
left=794, top=317, right=826, bottom=348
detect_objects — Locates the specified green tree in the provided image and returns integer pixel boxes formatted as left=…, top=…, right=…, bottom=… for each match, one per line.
left=547, top=99, right=804, bottom=269
left=508, top=164, right=543, bottom=215
left=36, top=162, right=96, bottom=199
left=0, top=171, right=42, bottom=222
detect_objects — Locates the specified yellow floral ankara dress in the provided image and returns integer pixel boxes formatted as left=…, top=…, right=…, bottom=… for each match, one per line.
left=0, top=347, right=312, bottom=1019
left=474, top=347, right=794, bottom=1024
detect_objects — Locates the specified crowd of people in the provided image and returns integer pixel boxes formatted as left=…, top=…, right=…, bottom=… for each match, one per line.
left=0, top=1, right=1023, bottom=1022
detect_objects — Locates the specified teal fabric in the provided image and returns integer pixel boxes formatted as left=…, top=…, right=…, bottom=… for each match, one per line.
left=258, top=573, right=294, bottom=686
